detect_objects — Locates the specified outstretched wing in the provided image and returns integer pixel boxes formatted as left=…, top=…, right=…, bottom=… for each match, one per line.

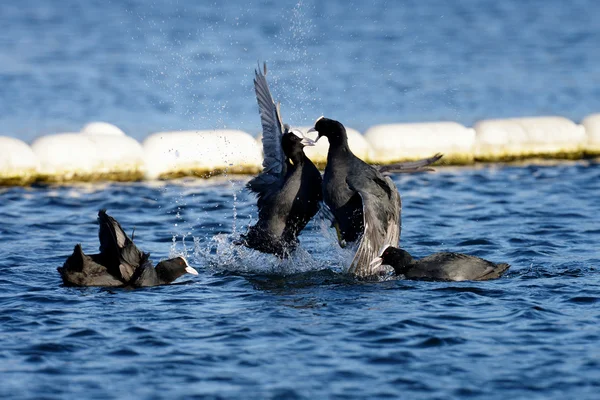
left=97, top=209, right=144, bottom=282
left=376, top=153, right=443, bottom=175
left=347, top=177, right=401, bottom=278
left=247, top=62, right=287, bottom=201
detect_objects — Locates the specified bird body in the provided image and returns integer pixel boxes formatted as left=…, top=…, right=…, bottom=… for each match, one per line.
left=370, top=246, right=510, bottom=281
left=308, top=117, right=442, bottom=277
left=309, top=117, right=402, bottom=277
left=59, top=244, right=124, bottom=287
left=58, top=210, right=197, bottom=287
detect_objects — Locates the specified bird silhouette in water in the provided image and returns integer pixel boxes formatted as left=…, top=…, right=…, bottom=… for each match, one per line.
left=241, top=63, right=323, bottom=257
left=58, top=210, right=198, bottom=287
left=369, top=246, right=510, bottom=281
left=307, top=117, right=442, bottom=278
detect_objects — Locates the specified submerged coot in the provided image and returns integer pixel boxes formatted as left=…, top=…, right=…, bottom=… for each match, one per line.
left=370, top=246, right=510, bottom=281
left=58, top=210, right=197, bottom=287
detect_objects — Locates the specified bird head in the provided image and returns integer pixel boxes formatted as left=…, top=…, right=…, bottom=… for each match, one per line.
left=155, top=256, right=198, bottom=284
left=369, top=245, right=414, bottom=275
left=282, top=130, right=315, bottom=163
left=306, top=116, right=347, bottom=145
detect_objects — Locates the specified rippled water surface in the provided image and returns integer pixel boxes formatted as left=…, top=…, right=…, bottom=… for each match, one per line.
left=2, top=162, right=600, bottom=399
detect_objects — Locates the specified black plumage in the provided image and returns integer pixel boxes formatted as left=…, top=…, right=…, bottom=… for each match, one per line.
left=370, top=246, right=510, bottom=281
left=58, top=210, right=197, bottom=287
left=308, top=117, right=440, bottom=277
left=242, top=63, right=322, bottom=257
left=128, top=255, right=197, bottom=287
left=97, top=209, right=143, bottom=282
left=58, top=243, right=124, bottom=287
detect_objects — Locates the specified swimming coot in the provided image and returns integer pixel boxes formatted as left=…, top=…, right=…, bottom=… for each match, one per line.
left=58, top=210, right=197, bottom=287
left=370, top=246, right=510, bottom=281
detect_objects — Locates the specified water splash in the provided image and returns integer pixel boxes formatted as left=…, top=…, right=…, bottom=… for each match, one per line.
left=273, top=0, right=320, bottom=126
left=196, top=233, right=324, bottom=275
left=230, top=178, right=238, bottom=235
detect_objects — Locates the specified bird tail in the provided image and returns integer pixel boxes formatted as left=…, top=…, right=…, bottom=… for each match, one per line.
left=377, top=153, right=443, bottom=174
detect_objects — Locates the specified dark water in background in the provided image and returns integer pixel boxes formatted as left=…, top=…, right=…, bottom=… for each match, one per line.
left=1, top=0, right=600, bottom=141
left=1, top=162, right=600, bottom=399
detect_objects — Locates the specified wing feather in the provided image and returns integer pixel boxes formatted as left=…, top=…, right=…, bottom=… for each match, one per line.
left=248, top=62, right=288, bottom=202
left=253, top=63, right=286, bottom=173
left=97, top=210, right=143, bottom=282
left=347, top=177, right=401, bottom=278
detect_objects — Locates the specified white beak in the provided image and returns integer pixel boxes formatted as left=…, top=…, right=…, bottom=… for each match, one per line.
left=180, top=257, right=199, bottom=275
left=185, top=266, right=199, bottom=275
left=301, top=136, right=316, bottom=146
left=306, top=127, right=322, bottom=142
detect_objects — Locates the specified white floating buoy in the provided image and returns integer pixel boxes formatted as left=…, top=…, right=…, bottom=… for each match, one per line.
left=32, top=133, right=97, bottom=180
left=81, top=122, right=126, bottom=136
left=84, top=135, right=144, bottom=177
left=474, top=117, right=586, bottom=160
left=0, top=137, right=39, bottom=185
left=581, top=114, right=600, bottom=155
left=143, top=130, right=262, bottom=179
left=31, top=130, right=144, bottom=182
left=364, top=122, right=475, bottom=164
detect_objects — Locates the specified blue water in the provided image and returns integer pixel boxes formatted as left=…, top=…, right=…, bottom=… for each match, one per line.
left=2, top=162, right=600, bottom=399
left=1, top=0, right=600, bottom=141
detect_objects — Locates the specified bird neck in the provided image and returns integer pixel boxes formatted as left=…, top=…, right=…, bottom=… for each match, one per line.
left=326, top=132, right=349, bottom=149
left=155, top=264, right=178, bottom=284
left=287, top=149, right=306, bottom=166
left=326, top=137, right=353, bottom=166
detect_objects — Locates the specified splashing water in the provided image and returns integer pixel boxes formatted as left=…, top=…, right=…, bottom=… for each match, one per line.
left=197, top=233, right=322, bottom=275
left=231, top=179, right=238, bottom=235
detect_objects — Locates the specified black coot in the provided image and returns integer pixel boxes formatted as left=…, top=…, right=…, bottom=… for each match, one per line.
left=242, top=63, right=322, bottom=257
left=307, top=117, right=440, bottom=277
left=370, top=246, right=510, bottom=281
left=58, top=210, right=197, bottom=287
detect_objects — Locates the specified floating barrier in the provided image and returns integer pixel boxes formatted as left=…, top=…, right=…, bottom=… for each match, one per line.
left=0, top=137, right=39, bottom=186
left=31, top=133, right=98, bottom=182
left=81, top=122, right=126, bottom=136
left=143, top=130, right=262, bottom=179
left=364, top=122, right=475, bottom=165
left=581, top=114, right=600, bottom=155
left=1, top=115, right=600, bottom=186
left=31, top=128, right=145, bottom=183
left=474, top=117, right=587, bottom=161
